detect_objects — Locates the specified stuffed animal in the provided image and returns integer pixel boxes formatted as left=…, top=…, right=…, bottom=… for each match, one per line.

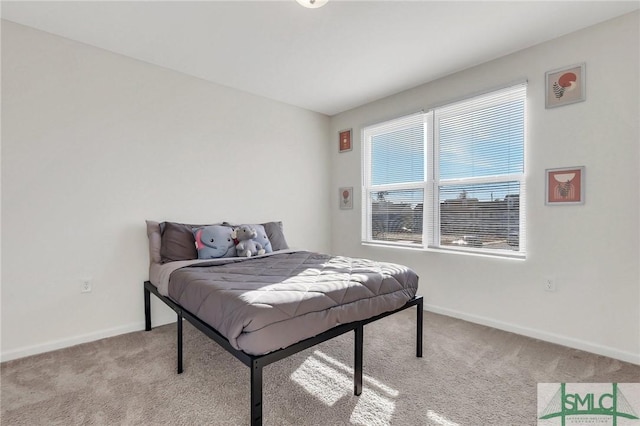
left=234, top=225, right=266, bottom=257
left=193, top=225, right=237, bottom=259
left=250, top=224, right=273, bottom=253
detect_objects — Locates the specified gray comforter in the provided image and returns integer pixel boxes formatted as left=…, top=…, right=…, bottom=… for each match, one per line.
left=168, top=251, right=418, bottom=355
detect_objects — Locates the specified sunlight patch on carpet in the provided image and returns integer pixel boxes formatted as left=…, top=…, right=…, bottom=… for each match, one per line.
left=290, top=356, right=351, bottom=405
left=313, top=350, right=399, bottom=397
left=350, top=388, right=395, bottom=425
left=427, top=409, right=460, bottom=426
left=291, top=350, right=397, bottom=423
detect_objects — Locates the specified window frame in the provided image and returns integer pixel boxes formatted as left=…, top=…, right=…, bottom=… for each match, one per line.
left=361, top=83, right=527, bottom=258
left=361, top=113, right=427, bottom=248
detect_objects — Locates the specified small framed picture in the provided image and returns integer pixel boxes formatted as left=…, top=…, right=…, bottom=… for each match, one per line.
left=339, top=129, right=352, bottom=153
left=339, top=187, right=353, bottom=210
left=545, top=166, right=585, bottom=205
left=545, top=63, right=585, bottom=108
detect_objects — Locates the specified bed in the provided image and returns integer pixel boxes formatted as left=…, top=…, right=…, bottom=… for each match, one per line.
left=144, top=220, right=423, bottom=425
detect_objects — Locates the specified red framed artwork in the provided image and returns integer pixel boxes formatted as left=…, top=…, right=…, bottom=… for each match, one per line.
left=545, top=63, right=585, bottom=109
left=339, top=187, right=353, bottom=209
left=339, top=129, right=352, bottom=153
left=545, top=166, right=585, bottom=205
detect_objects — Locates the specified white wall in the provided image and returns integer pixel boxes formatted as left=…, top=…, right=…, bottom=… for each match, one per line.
left=330, top=12, right=640, bottom=364
left=1, top=21, right=331, bottom=361
left=3, top=12, right=639, bottom=365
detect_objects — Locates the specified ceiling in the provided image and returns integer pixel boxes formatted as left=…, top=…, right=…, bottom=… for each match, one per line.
left=2, top=1, right=638, bottom=116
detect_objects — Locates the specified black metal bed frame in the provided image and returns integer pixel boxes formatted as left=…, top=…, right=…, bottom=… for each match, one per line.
left=144, top=280, right=423, bottom=426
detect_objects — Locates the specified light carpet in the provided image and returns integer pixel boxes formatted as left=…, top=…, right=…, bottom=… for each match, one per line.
left=2, top=310, right=638, bottom=425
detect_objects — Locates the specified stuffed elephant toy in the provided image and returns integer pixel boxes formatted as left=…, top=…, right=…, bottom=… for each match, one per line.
left=193, top=225, right=237, bottom=259
left=234, top=225, right=266, bottom=257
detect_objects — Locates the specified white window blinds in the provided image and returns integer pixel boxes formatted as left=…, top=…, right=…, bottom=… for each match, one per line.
left=362, top=113, right=425, bottom=247
left=431, top=83, right=526, bottom=255
left=361, top=82, right=527, bottom=257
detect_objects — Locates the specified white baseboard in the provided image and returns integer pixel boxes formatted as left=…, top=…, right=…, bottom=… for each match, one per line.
left=1, top=318, right=174, bottom=363
left=424, top=303, right=640, bottom=366
left=3, top=305, right=637, bottom=365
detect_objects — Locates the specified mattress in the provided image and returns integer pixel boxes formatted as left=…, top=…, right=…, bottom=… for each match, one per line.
left=167, top=251, right=419, bottom=355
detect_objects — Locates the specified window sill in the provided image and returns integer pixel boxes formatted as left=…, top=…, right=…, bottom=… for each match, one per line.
left=361, top=241, right=526, bottom=260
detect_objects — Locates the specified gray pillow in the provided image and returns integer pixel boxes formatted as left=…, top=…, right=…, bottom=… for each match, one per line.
left=146, top=220, right=162, bottom=264
left=262, top=221, right=289, bottom=251
left=160, top=222, right=202, bottom=263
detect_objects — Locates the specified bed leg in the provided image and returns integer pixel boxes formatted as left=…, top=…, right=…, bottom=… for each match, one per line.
left=417, top=298, right=423, bottom=358
left=250, top=360, right=263, bottom=426
left=177, top=312, right=184, bottom=374
left=144, top=286, right=151, bottom=331
left=354, top=325, right=363, bottom=396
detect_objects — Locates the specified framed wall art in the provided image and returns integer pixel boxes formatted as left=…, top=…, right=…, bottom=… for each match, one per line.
left=545, top=63, right=585, bottom=108
left=339, top=129, right=352, bottom=153
left=339, top=187, right=353, bottom=210
left=545, top=166, right=585, bottom=205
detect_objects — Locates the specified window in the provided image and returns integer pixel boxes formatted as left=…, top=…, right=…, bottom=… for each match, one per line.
left=362, top=113, right=426, bottom=247
left=362, top=83, right=526, bottom=257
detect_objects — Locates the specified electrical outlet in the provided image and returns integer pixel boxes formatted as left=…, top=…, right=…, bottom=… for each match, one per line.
left=81, top=278, right=92, bottom=293
left=544, top=277, right=556, bottom=292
